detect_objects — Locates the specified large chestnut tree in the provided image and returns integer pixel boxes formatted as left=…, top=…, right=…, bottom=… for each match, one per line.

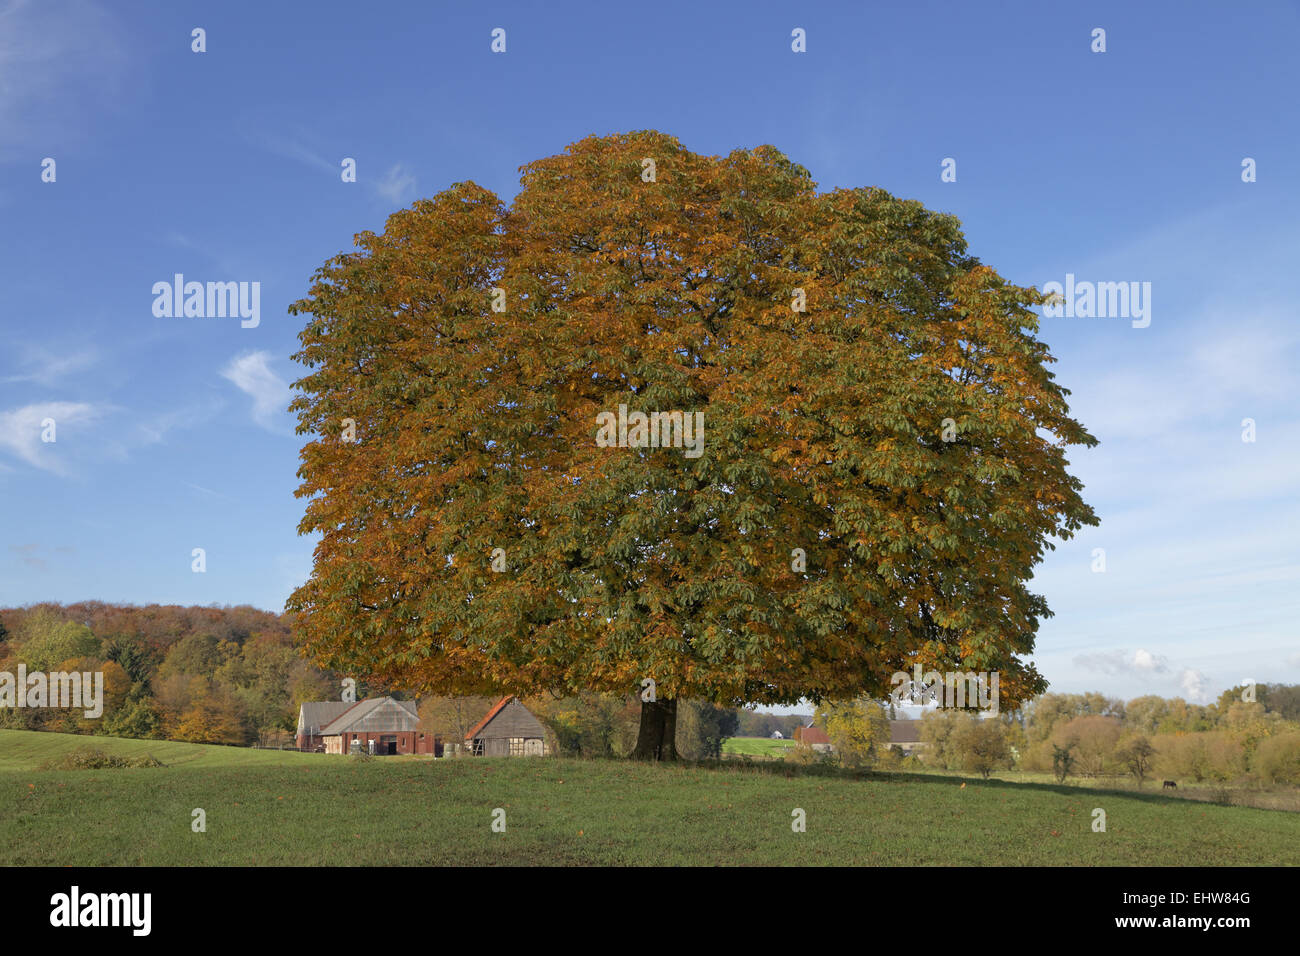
left=286, top=131, right=1097, bottom=759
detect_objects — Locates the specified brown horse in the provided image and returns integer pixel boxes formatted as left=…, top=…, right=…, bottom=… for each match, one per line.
left=1162, top=780, right=1177, bottom=789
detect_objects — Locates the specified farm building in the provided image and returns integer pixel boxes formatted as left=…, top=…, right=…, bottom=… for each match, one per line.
left=464, top=696, right=549, bottom=756
left=886, top=719, right=925, bottom=755
left=296, top=701, right=354, bottom=751
left=793, top=725, right=833, bottom=753
left=296, top=697, right=440, bottom=756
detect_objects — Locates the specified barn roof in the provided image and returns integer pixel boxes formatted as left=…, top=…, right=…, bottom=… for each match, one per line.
left=889, top=719, right=923, bottom=744
left=328, top=698, right=418, bottom=734
left=301, top=697, right=419, bottom=736
left=297, top=701, right=356, bottom=735
left=464, top=696, right=513, bottom=741
left=465, top=696, right=548, bottom=741
left=795, top=726, right=831, bottom=745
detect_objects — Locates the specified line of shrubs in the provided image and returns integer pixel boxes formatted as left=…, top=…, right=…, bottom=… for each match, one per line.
left=38, top=746, right=166, bottom=770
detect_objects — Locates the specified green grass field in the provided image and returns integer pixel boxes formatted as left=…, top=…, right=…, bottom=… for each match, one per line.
left=0, top=729, right=313, bottom=772
left=723, top=736, right=797, bottom=757
left=3, top=729, right=1298, bottom=866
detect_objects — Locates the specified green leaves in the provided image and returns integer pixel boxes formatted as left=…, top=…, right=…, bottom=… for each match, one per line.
left=287, top=132, right=1097, bottom=713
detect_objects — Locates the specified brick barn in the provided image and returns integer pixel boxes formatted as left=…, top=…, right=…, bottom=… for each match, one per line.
left=296, top=697, right=440, bottom=756
left=465, top=696, right=549, bottom=756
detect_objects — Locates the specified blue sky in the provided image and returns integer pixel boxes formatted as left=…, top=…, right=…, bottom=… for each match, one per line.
left=2, top=0, right=1298, bottom=708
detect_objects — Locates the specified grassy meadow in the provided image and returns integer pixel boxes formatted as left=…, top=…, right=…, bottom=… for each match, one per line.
left=3, top=729, right=1299, bottom=866
left=0, top=728, right=314, bottom=772
left=722, top=736, right=797, bottom=758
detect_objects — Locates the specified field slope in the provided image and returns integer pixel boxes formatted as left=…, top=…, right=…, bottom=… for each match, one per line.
left=0, top=728, right=311, bottom=771
left=2, top=730, right=1297, bottom=866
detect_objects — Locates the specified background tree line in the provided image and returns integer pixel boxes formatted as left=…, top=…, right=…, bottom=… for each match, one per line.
left=6, top=604, right=1297, bottom=783
left=915, top=688, right=1300, bottom=786
left=0, top=602, right=335, bottom=745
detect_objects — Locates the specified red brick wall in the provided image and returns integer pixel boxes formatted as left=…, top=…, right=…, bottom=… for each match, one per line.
left=305, top=731, right=442, bottom=754
left=333, top=731, right=439, bottom=754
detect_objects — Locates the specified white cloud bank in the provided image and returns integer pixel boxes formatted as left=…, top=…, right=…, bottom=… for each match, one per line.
left=220, top=351, right=292, bottom=431
left=0, top=400, right=105, bottom=473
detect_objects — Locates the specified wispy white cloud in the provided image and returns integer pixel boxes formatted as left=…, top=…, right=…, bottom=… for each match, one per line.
left=220, top=351, right=291, bottom=431
left=374, top=163, right=417, bottom=205
left=251, top=129, right=338, bottom=176
left=0, top=0, right=130, bottom=158
left=184, top=481, right=235, bottom=502
left=1064, top=310, right=1300, bottom=445
left=2, top=345, right=99, bottom=386
left=1074, top=648, right=1170, bottom=677
left=251, top=124, right=419, bottom=207
left=0, top=400, right=106, bottom=473
left=132, top=401, right=224, bottom=446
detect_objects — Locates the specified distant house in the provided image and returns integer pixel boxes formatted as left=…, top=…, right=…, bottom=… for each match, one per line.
left=886, top=719, right=925, bottom=755
left=296, top=697, right=439, bottom=756
left=464, top=696, right=549, bottom=757
left=793, top=725, right=833, bottom=753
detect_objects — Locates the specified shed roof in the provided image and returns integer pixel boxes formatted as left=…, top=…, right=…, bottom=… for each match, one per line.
left=298, top=701, right=356, bottom=735
left=464, top=696, right=513, bottom=741
left=795, top=726, right=831, bottom=745
left=889, top=719, right=923, bottom=744
left=465, top=696, right=548, bottom=741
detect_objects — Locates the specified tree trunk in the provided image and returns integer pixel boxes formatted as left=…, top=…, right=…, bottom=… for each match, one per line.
left=632, top=697, right=678, bottom=761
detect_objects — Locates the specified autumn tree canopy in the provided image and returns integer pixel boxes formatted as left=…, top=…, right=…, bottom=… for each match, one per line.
left=286, top=130, right=1098, bottom=758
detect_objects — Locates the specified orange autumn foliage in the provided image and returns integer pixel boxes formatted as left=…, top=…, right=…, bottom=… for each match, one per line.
left=287, top=131, right=1097, bottom=713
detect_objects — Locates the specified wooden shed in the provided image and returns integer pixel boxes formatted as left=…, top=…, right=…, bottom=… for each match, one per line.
left=464, top=696, right=549, bottom=757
